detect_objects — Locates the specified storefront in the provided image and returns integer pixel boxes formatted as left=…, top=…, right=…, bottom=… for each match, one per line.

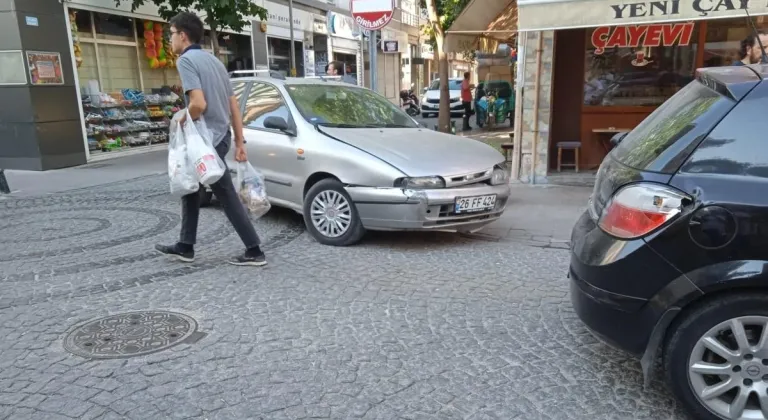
left=261, top=2, right=309, bottom=77
left=327, top=11, right=363, bottom=84
left=514, top=0, right=768, bottom=183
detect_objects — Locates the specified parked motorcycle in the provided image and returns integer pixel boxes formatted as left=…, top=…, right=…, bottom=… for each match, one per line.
left=400, top=83, right=420, bottom=117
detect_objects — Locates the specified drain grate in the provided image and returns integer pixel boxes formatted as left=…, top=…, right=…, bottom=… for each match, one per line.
left=63, top=311, right=203, bottom=359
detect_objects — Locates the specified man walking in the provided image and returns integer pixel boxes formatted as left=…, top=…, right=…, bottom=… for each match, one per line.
left=155, top=11, right=266, bottom=267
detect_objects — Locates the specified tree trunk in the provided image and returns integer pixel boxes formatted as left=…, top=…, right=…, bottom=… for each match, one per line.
left=435, top=32, right=451, bottom=133
left=425, top=0, right=451, bottom=133
left=207, top=17, right=220, bottom=57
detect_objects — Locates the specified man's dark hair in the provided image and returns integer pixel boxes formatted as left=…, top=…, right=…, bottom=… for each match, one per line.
left=327, top=60, right=344, bottom=74
left=463, top=71, right=470, bottom=79
left=740, top=31, right=767, bottom=59
left=169, top=11, right=204, bottom=45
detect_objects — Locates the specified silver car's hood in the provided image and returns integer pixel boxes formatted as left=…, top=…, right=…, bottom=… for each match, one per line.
left=319, top=127, right=504, bottom=177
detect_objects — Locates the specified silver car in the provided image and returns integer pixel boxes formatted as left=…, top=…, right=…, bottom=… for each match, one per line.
left=202, top=75, right=511, bottom=246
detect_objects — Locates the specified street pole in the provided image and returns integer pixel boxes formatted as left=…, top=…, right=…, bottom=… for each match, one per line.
left=369, top=30, right=377, bottom=91
left=288, top=0, right=296, bottom=76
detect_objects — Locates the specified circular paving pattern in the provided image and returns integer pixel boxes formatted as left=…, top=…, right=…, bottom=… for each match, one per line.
left=63, top=311, right=199, bottom=359
left=0, top=217, right=112, bottom=243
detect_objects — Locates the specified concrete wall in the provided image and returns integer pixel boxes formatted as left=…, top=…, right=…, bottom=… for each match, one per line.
left=0, top=0, right=87, bottom=171
left=517, top=30, right=554, bottom=184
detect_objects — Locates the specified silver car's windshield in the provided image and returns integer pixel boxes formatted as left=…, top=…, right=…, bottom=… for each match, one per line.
left=429, top=80, right=462, bottom=90
left=286, top=85, right=419, bottom=129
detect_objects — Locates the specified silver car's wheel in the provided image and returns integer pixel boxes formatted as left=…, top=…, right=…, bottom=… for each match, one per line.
left=310, top=190, right=351, bottom=238
left=302, top=178, right=366, bottom=246
left=688, top=316, right=768, bottom=419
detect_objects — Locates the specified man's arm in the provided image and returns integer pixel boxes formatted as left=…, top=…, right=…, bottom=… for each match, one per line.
left=177, top=57, right=207, bottom=120
left=229, top=95, right=245, bottom=149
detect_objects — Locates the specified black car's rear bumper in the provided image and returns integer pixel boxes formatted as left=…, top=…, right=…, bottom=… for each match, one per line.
left=568, top=210, right=688, bottom=356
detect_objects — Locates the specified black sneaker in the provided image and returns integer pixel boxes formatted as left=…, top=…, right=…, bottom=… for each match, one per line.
left=228, top=249, right=267, bottom=267
left=155, top=244, right=194, bottom=263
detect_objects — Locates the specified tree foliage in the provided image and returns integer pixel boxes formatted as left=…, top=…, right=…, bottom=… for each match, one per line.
left=115, top=0, right=267, bottom=55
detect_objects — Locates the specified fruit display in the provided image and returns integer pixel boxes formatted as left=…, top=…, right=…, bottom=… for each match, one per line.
left=70, top=11, right=83, bottom=68
left=143, top=21, right=168, bottom=69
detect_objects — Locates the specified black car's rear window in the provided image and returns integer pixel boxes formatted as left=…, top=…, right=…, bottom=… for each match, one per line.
left=612, top=80, right=735, bottom=173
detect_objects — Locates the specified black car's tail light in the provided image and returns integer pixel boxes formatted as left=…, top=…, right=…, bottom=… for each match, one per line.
left=598, top=183, right=689, bottom=239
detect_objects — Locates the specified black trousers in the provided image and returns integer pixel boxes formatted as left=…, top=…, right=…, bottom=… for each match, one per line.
left=179, top=133, right=261, bottom=249
left=462, top=101, right=472, bottom=129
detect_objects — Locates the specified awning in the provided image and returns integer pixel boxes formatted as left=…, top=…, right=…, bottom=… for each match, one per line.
left=518, top=0, right=768, bottom=32
left=445, top=0, right=516, bottom=54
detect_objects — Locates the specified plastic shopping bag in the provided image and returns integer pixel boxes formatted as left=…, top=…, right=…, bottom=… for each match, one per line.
left=182, top=109, right=225, bottom=185
left=167, top=111, right=198, bottom=196
left=236, top=161, right=271, bottom=218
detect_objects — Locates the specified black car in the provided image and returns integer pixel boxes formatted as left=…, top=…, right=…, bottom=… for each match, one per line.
left=570, top=64, right=768, bottom=420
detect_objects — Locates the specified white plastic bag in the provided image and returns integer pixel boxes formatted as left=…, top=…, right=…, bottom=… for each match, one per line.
left=236, top=161, right=271, bottom=218
left=167, top=111, right=198, bottom=196
left=182, top=109, right=225, bottom=185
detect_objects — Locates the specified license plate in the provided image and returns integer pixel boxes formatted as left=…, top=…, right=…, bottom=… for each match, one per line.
left=454, top=194, right=497, bottom=213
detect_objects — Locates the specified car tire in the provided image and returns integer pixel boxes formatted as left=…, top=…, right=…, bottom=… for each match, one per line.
left=303, top=179, right=366, bottom=246
left=198, top=186, right=213, bottom=208
left=421, top=112, right=430, bottom=118
left=663, top=293, right=768, bottom=420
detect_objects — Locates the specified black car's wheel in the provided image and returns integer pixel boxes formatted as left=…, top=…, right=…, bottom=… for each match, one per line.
left=303, top=179, right=365, bottom=246
left=198, top=186, right=213, bottom=207
left=421, top=112, right=431, bottom=118
left=664, top=293, right=768, bottom=420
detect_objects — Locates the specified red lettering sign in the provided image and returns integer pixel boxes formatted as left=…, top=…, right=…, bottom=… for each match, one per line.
left=592, top=22, right=694, bottom=55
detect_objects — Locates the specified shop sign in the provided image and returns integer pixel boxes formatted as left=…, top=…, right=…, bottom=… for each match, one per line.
left=25, top=16, right=39, bottom=27
left=382, top=40, right=399, bottom=53
left=266, top=2, right=305, bottom=30
left=26, top=51, right=64, bottom=85
left=591, top=22, right=694, bottom=54
left=518, top=0, right=768, bottom=31
left=421, top=43, right=434, bottom=59
left=351, top=0, right=395, bottom=31
left=313, top=20, right=328, bottom=34
left=328, top=12, right=368, bottom=39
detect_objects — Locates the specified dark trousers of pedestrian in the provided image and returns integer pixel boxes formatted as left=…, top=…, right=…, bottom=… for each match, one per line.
left=179, top=132, right=261, bottom=249
left=462, top=101, right=472, bottom=131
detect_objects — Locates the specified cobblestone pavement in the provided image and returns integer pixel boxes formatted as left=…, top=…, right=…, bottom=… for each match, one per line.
left=0, top=175, right=688, bottom=420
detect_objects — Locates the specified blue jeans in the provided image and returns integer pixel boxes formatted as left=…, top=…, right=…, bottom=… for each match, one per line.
left=179, top=133, right=261, bottom=249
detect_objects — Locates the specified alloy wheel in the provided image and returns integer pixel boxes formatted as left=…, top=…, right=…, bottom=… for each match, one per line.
left=310, top=190, right=352, bottom=238
left=689, top=316, right=768, bottom=419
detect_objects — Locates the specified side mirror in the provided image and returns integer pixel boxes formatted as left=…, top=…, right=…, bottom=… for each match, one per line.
left=264, top=116, right=296, bottom=136
left=610, top=131, right=628, bottom=147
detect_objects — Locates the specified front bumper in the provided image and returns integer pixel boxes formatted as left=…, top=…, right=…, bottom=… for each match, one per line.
left=422, top=101, right=464, bottom=112
left=345, top=183, right=510, bottom=232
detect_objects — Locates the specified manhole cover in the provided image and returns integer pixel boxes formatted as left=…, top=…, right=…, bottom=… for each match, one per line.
left=63, top=311, right=201, bottom=359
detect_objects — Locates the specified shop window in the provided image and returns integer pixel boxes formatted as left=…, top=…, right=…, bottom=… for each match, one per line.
left=73, top=9, right=93, bottom=38
left=583, top=23, right=699, bottom=107
left=267, top=37, right=304, bottom=77
left=702, top=18, right=768, bottom=67
left=98, top=45, right=141, bottom=92
left=94, top=13, right=135, bottom=42
left=243, top=82, right=290, bottom=129
left=76, top=43, right=98, bottom=88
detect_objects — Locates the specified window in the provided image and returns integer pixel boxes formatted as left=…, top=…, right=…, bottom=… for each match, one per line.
left=243, top=83, right=290, bottom=130
left=612, top=79, right=735, bottom=173
left=93, top=13, right=135, bottom=41
left=584, top=23, right=699, bottom=107
left=681, top=82, right=768, bottom=178
left=429, top=79, right=462, bottom=90
left=702, top=18, right=768, bottom=67
left=286, top=84, right=418, bottom=128
left=232, top=81, right=248, bottom=106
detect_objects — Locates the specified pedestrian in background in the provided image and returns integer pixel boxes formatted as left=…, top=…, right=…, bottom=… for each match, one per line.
left=461, top=71, right=473, bottom=131
left=155, top=11, right=267, bottom=267
left=326, top=61, right=357, bottom=84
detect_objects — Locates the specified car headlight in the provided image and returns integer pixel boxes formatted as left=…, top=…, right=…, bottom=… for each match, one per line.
left=394, top=176, right=446, bottom=189
left=490, top=167, right=509, bottom=185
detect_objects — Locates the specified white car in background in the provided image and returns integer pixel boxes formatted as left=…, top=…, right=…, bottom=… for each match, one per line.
left=420, top=78, right=467, bottom=118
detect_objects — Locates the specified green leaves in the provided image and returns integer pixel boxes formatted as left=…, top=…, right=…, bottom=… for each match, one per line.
left=114, top=0, right=266, bottom=34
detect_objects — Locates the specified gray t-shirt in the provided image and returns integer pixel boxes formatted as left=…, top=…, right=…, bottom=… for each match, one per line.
left=177, top=48, right=233, bottom=146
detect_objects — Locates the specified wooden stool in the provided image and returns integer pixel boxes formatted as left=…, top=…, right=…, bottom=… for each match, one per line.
left=556, top=141, right=581, bottom=172
left=500, top=143, right=514, bottom=162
